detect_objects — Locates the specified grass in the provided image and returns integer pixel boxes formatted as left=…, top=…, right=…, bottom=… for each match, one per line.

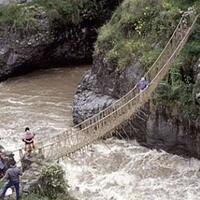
left=95, top=0, right=182, bottom=70
left=32, top=0, right=87, bottom=24
left=95, top=0, right=200, bottom=120
left=0, top=0, right=92, bottom=31
left=153, top=37, right=200, bottom=120
left=0, top=0, right=120, bottom=32
left=152, top=1, right=200, bottom=120
left=0, top=4, right=40, bottom=29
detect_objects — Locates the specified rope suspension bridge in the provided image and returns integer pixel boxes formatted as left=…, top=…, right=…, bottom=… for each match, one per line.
left=12, top=13, right=199, bottom=163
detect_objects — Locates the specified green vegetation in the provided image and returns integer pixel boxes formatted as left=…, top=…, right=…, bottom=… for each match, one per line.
left=168, top=0, right=199, bottom=10
left=154, top=37, right=200, bottom=119
left=0, top=0, right=96, bottom=30
left=96, top=0, right=200, bottom=120
left=32, top=0, right=88, bottom=24
left=96, top=0, right=182, bottom=69
left=0, top=4, right=40, bottom=30
left=0, top=0, right=119, bottom=32
left=22, top=164, right=76, bottom=200
left=153, top=0, right=200, bottom=120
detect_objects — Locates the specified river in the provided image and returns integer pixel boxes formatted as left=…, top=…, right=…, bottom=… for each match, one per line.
left=1, top=66, right=200, bottom=200
left=0, top=66, right=87, bottom=150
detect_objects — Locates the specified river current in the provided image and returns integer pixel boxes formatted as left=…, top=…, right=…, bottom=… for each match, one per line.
left=0, top=66, right=87, bottom=150
left=1, top=67, right=200, bottom=200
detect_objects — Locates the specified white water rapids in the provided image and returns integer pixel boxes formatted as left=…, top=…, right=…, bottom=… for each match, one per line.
left=62, top=138, right=200, bottom=200
left=0, top=67, right=200, bottom=200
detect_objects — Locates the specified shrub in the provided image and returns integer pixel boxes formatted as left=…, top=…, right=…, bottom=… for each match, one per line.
left=32, top=0, right=86, bottom=24
left=96, top=0, right=181, bottom=70
left=96, top=0, right=200, bottom=119
left=29, top=164, right=76, bottom=200
left=0, top=0, right=93, bottom=30
left=154, top=37, right=200, bottom=120
left=0, top=4, right=39, bottom=29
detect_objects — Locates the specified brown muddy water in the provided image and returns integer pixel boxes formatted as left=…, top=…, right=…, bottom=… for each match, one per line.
left=0, top=66, right=88, bottom=151
left=1, top=66, right=200, bottom=200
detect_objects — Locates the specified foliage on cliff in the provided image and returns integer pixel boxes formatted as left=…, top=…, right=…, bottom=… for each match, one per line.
left=0, top=0, right=88, bottom=28
left=154, top=36, right=200, bottom=119
left=95, top=0, right=200, bottom=120
left=96, top=0, right=182, bottom=69
left=0, top=0, right=120, bottom=31
left=22, top=164, right=76, bottom=200
left=153, top=0, right=200, bottom=120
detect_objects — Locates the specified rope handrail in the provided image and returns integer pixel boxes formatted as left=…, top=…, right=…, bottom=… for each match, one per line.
left=40, top=14, right=198, bottom=155
left=11, top=14, right=198, bottom=162
left=98, top=14, right=198, bottom=129
left=75, top=23, right=194, bottom=140
left=73, top=14, right=188, bottom=130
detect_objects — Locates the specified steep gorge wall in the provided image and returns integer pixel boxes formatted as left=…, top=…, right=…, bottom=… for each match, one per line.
left=73, top=52, right=200, bottom=158
left=73, top=0, right=200, bottom=158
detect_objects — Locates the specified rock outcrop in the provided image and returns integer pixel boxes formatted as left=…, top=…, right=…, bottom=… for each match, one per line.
left=0, top=0, right=121, bottom=80
left=73, top=52, right=200, bottom=159
left=0, top=147, right=15, bottom=170
left=72, top=0, right=200, bottom=159
left=20, top=153, right=44, bottom=193
left=73, top=54, right=144, bottom=124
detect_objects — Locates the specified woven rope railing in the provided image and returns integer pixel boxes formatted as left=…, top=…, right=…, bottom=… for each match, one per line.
left=73, top=14, right=196, bottom=130
left=12, top=14, right=198, bottom=162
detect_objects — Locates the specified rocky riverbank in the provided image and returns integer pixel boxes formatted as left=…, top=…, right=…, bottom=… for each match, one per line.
left=73, top=0, right=200, bottom=159
left=0, top=146, right=75, bottom=200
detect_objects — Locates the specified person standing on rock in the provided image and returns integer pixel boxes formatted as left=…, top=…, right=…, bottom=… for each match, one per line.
left=22, top=127, right=35, bottom=153
left=0, top=160, right=22, bottom=200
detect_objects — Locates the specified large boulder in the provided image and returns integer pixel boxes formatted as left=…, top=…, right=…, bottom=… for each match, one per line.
left=20, top=152, right=46, bottom=194
left=73, top=54, right=144, bottom=123
left=0, top=147, right=15, bottom=170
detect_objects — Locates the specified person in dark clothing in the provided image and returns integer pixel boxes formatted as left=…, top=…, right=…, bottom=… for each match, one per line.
left=0, top=161, right=22, bottom=200
left=137, top=77, right=149, bottom=92
left=22, top=127, right=35, bottom=153
left=0, top=154, right=5, bottom=178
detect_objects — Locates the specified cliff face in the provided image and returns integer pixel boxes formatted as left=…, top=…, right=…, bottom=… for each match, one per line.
left=73, top=53, right=200, bottom=158
left=0, top=16, right=94, bottom=79
left=73, top=0, right=200, bottom=158
left=0, top=0, right=121, bottom=80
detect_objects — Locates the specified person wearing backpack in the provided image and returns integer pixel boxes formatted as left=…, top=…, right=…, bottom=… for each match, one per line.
left=22, top=127, right=35, bottom=153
